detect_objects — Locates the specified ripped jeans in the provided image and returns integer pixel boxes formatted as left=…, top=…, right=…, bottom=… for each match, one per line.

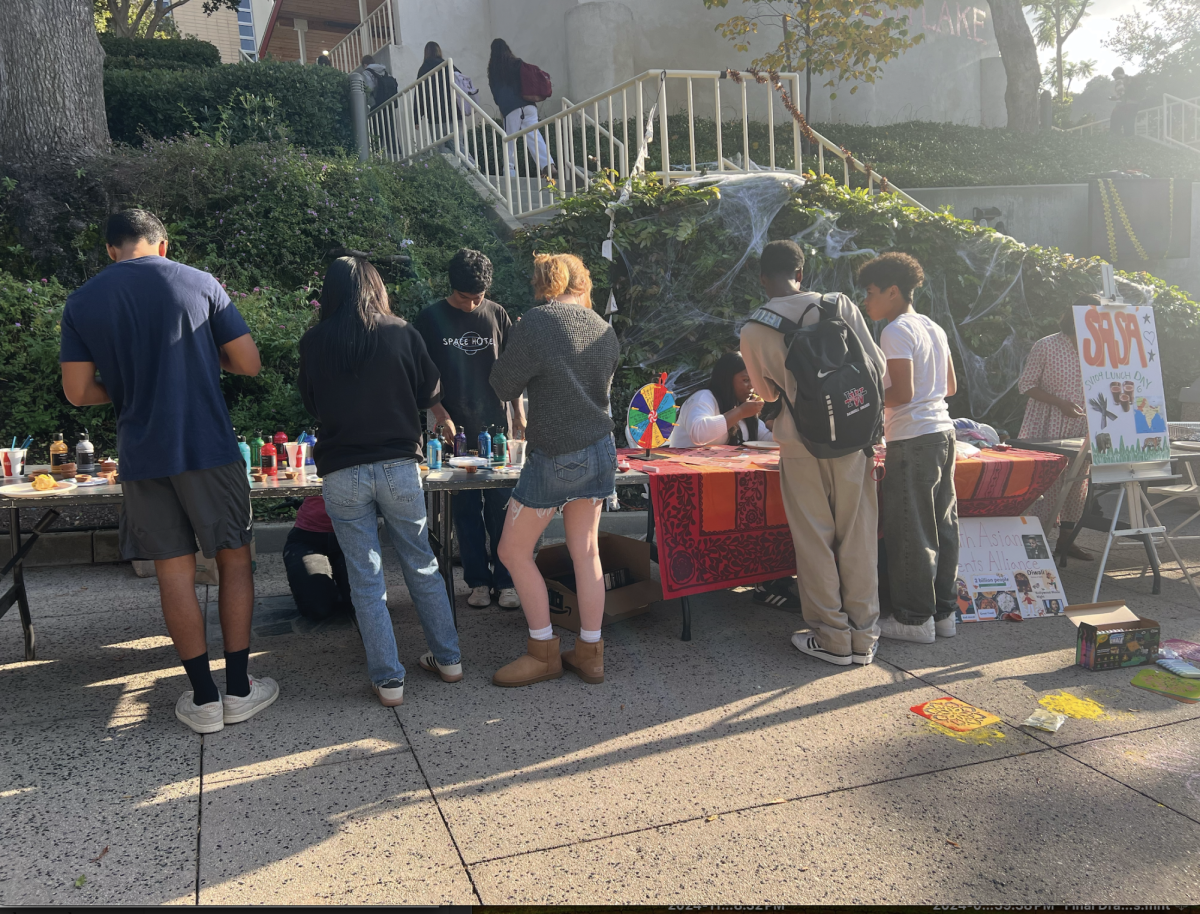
left=510, top=434, right=618, bottom=511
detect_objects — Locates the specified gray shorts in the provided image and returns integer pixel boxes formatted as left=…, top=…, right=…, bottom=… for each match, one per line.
left=119, top=461, right=253, bottom=561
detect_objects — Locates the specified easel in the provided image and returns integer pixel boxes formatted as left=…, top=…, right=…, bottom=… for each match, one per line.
left=1054, top=441, right=1200, bottom=602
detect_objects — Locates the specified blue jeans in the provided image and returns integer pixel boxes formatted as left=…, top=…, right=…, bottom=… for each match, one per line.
left=322, top=459, right=461, bottom=685
left=453, top=488, right=513, bottom=590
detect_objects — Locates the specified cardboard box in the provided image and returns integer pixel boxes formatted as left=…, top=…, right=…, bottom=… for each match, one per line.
left=1066, top=601, right=1160, bottom=670
left=537, top=533, right=662, bottom=633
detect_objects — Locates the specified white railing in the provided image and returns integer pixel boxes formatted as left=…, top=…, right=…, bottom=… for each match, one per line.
left=328, top=3, right=394, bottom=74
left=368, top=63, right=926, bottom=219
left=1065, top=94, right=1200, bottom=153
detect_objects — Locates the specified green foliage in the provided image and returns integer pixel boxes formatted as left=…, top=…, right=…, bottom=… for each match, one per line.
left=104, top=61, right=353, bottom=154
left=99, top=34, right=221, bottom=69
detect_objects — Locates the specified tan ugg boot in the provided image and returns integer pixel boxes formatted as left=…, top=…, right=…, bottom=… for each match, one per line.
left=492, top=636, right=563, bottom=687
left=562, top=638, right=604, bottom=684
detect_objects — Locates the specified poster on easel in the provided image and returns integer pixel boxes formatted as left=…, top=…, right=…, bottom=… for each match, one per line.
left=954, top=517, right=1069, bottom=622
left=1074, top=299, right=1170, bottom=465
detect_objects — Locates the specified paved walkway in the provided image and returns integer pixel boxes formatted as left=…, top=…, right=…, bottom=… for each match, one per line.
left=3, top=524, right=1200, bottom=904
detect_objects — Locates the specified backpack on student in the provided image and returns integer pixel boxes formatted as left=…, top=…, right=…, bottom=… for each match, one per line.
left=373, top=73, right=399, bottom=107
left=454, top=68, right=479, bottom=116
left=746, top=293, right=885, bottom=460
left=520, top=61, right=553, bottom=103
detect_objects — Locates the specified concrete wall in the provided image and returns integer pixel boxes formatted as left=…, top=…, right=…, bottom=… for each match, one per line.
left=907, top=183, right=1200, bottom=299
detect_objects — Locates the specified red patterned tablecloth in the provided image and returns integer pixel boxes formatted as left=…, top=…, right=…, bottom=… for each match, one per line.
left=633, top=445, right=1068, bottom=600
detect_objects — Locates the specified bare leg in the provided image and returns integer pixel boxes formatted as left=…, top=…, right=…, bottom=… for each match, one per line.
left=562, top=499, right=604, bottom=632
left=214, top=545, right=254, bottom=653
left=156, top=553, right=207, bottom=660
left=496, top=501, right=557, bottom=631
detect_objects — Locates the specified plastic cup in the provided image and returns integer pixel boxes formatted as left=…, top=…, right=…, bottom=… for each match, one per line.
left=507, top=439, right=526, bottom=467
left=1, top=448, right=26, bottom=478
left=284, top=442, right=306, bottom=475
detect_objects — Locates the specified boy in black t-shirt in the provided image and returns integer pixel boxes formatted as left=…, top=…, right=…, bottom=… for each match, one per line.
left=413, top=249, right=526, bottom=610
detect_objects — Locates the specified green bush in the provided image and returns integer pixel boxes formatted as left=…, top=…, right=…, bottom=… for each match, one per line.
left=104, top=61, right=353, bottom=154
left=100, top=34, right=222, bottom=69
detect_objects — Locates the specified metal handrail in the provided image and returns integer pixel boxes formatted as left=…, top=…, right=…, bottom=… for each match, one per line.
left=328, top=3, right=395, bottom=74
left=1065, top=94, right=1200, bottom=155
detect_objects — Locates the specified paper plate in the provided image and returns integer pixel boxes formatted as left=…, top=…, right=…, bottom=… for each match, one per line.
left=447, top=456, right=491, bottom=469
left=741, top=440, right=780, bottom=449
left=0, top=480, right=78, bottom=497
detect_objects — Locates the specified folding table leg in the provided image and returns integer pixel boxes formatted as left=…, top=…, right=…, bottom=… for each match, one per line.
left=680, top=596, right=691, bottom=642
left=4, top=506, right=59, bottom=661
left=441, top=491, right=456, bottom=625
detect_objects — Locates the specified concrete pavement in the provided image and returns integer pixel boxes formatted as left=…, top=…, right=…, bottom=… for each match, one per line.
left=2, top=526, right=1200, bottom=904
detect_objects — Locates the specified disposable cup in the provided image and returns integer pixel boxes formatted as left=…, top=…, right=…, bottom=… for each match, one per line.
left=1, top=448, right=26, bottom=478
left=284, top=442, right=306, bottom=475
left=507, top=439, right=526, bottom=467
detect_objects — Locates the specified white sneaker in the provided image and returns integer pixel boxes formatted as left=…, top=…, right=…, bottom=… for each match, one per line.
left=498, top=587, right=522, bottom=610
left=790, top=633, right=852, bottom=666
left=878, top=616, right=936, bottom=644
left=373, top=678, right=405, bottom=707
left=419, top=651, right=463, bottom=682
left=176, top=692, right=224, bottom=734
left=852, top=642, right=879, bottom=665
left=935, top=617, right=958, bottom=638
left=223, top=675, right=279, bottom=724
left=467, top=586, right=492, bottom=608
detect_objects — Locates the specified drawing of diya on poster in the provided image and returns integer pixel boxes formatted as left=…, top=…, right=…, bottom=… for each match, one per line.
left=1073, top=301, right=1172, bottom=465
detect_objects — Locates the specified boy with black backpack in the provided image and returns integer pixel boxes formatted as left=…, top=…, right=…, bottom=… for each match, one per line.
left=741, top=240, right=887, bottom=667
left=859, top=252, right=959, bottom=645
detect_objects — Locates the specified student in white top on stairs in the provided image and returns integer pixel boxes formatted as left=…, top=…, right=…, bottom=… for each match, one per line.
left=860, top=252, right=960, bottom=645
left=487, top=38, right=556, bottom=180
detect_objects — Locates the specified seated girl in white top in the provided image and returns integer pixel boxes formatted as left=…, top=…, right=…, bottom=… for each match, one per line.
left=668, top=352, right=774, bottom=447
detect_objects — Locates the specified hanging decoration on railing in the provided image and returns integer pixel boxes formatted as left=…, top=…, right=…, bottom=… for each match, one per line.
left=1096, top=177, right=1175, bottom=263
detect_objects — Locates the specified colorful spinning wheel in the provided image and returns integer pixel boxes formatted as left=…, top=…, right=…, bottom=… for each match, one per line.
left=627, top=373, right=678, bottom=449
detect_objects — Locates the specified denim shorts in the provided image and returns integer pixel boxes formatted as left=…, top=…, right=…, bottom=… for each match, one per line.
left=511, top=434, right=617, bottom=510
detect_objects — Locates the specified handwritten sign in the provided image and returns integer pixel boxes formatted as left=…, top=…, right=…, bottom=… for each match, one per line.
left=1074, top=302, right=1170, bottom=465
left=955, top=516, right=1067, bottom=622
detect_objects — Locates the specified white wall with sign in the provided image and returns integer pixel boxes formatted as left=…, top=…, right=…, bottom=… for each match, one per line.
left=955, top=516, right=1069, bottom=622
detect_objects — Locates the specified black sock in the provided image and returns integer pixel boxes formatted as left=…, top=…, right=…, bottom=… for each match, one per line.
left=224, top=647, right=251, bottom=698
left=182, top=652, right=220, bottom=706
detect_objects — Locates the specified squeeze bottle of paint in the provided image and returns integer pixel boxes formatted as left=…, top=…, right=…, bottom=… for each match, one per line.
left=492, top=427, right=507, bottom=465
left=453, top=427, right=467, bottom=458
left=237, top=435, right=252, bottom=478
left=250, top=431, right=264, bottom=467
left=273, top=427, right=289, bottom=469
left=50, top=432, right=69, bottom=470
left=477, top=428, right=492, bottom=460
left=260, top=438, right=278, bottom=477
left=303, top=429, right=317, bottom=465
left=426, top=429, right=442, bottom=470
left=75, top=432, right=94, bottom=471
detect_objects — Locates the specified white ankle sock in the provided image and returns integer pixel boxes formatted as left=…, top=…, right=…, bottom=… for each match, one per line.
left=579, top=628, right=601, bottom=643
left=529, top=625, right=554, bottom=641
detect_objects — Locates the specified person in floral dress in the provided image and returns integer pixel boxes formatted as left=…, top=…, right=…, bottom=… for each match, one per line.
left=1018, top=297, right=1094, bottom=559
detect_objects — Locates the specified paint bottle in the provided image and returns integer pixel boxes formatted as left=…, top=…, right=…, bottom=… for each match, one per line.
left=477, top=427, right=492, bottom=460
left=250, top=430, right=264, bottom=467
left=303, top=428, right=317, bottom=465
left=50, top=432, right=69, bottom=470
left=75, top=431, right=94, bottom=471
left=453, top=427, right=467, bottom=458
left=273, top=427, right=289, bottom=469
left=426, top=428, right=442, bottom=470
left=260, top=438, right=278, bottom=477
left=237, top=435, right=252, bottom=478
left=492, top=426, right=507, bottom=465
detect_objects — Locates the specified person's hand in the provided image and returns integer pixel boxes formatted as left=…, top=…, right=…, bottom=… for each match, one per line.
left=510, top=414, right=526, bottom=439
left=1059, top=399, right=1085, bottom=419
left=439, top=418, right=457, bottom=445
left=738, top=398, right=765, bottom=420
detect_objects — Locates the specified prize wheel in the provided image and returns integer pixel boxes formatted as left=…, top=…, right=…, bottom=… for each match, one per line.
left=627, top=373, right=678, bottom=449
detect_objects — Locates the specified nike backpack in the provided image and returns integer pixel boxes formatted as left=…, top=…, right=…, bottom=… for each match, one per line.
left=746, top=293, right=885, bottom=460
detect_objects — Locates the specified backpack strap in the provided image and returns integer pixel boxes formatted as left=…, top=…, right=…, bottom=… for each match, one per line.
left=746, top=306, right=802, bottom=336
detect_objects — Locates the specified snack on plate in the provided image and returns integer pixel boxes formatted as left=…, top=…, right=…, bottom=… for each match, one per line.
left=31, top=474, right=57, bottom=491
left=53, top=462, right=77, bottom=478
left=102, top=472, right=118, bottom=485
left=251, top=473, right=265, bottom=483
left=75, top=474, right=91, bottom=483
left=100, top=459, right=118, bottom=474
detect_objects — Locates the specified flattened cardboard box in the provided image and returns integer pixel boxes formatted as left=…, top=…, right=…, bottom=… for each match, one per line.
left=1066, top=600, right=1160, bottom=670
left=538, top=533, right=662, bottom=633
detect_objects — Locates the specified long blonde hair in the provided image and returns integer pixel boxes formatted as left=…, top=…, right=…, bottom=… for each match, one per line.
left=531, top=253, right=592, bottom=308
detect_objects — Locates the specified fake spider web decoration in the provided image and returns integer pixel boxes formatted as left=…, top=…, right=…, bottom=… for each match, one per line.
left=627, top=374, right=678, bottom=448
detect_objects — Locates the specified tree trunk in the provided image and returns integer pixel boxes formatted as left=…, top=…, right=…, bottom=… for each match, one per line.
left=0, top=0, right=110, bottom=164
left=987, top=0, right=1041, bottom=133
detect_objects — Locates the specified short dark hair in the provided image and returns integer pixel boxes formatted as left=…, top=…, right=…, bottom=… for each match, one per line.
left=856, top=251, right=924, bottom=302
left=759, top=240, right=805, bottom=279
left=361, top=54, right=374, bottom=66
left=105, top=209, right=167, bottom=248
left=447, top=248, right=493, bottom=295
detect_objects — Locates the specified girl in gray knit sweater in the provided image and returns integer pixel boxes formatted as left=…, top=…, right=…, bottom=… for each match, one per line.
left=489, top=254, right=619, bottom=688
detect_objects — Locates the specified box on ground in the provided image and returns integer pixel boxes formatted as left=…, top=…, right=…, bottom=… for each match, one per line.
left=1067, top=601, right=1160, bottom=670
left=537, top=533, right=662, bottom=633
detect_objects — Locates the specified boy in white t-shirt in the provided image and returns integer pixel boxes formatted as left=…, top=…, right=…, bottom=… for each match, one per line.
left=859, top=253, right=959, bottom=645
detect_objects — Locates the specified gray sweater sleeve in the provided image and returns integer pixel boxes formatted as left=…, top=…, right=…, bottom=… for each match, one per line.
left=489, top=316, right=538, bottom=402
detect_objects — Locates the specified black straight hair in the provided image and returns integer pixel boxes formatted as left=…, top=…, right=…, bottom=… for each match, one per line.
left=105, top=209, right=166, bottom=247
left=708, top=351, right=760, bottom=444
left=488, top=38, right=519, bottom=87
left=316, top=257, right=392, bottom=375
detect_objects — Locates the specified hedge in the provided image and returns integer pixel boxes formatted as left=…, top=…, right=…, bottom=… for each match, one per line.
left=99, top=34, right=222, bottom=69
left=104, top=61, right=353, bottom=154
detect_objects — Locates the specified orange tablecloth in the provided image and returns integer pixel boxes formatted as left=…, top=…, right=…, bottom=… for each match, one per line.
left=633, top=445, right=1067, bottom=600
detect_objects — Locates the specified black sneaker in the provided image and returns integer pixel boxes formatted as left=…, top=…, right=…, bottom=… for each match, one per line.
left=753, top=579, right=802, bottom=610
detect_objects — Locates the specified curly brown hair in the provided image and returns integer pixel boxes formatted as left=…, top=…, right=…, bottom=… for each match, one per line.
left=856, top=251, right=925, bottom=303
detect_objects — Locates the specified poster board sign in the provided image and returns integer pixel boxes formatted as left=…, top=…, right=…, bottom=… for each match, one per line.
left=1074, top=300, right=1170, bottom=466
left=955, top=516, right=1068, bottom=622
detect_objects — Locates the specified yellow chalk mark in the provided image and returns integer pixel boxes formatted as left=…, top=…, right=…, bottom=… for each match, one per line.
left=1039, top=691, right=1109, bottom=720
left=922, top=719, right=1007, bottom=745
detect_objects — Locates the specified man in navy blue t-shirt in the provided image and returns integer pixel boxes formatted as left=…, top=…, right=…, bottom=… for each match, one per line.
left=60, top=209, right=280, bottom=734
